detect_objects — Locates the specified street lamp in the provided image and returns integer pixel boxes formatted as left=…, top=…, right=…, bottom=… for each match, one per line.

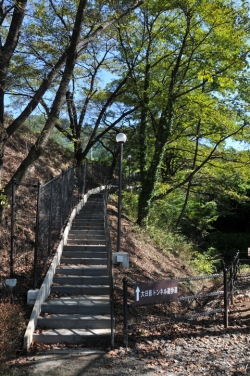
left=128, top=155, right=131, bottom=186
left=116, top=133, right=127, bottom=252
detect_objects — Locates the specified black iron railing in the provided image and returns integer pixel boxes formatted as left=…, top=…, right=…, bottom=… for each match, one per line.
left=122, top=251, right=240, bottom=347
left=9, top=161, right=112, bottom=289
left=103, top=191, right=115, bottom=349
left=223, top=251, right=240, bottom=327
left=9, top=179, right=38, bottom=279
left=33, top=165, right=86, bottom=288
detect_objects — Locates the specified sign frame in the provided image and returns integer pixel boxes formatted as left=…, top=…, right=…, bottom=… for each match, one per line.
left=134, top=280, right=178, bottom=305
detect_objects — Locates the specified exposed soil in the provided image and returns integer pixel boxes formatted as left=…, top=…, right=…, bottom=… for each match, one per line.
left=1, top=130, right=250, bottom=375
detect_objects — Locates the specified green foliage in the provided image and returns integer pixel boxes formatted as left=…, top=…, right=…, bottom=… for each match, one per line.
left=122, top=191, right=138, bottom=221
left=0, top=186, right=9, bottom=208
left=114, top=0, right=250, bottom=224
left=149, top=190, right=185, bottom=230
left=147, top=224, right=193, bottom=260
left=204, top=232, right=250, bottom=259
left=239, top=264, right=250, bottom=274
left=25, top=116, right=73, bottom=151
left=191, top=248, right=221, bottom=274
left=121, top=190, right=230, bottom=274
left=181, top=200, right=218, bottom=237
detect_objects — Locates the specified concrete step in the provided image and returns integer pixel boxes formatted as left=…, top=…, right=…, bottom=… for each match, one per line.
left=41, top=296, right=110, bottom=314
left=50, top=285, right=110, bottom=295
left=68, top=234, right=106, bottom=240
left=71, top=226, right=104, bottom=231
left=67, top=238, right=106, bottom=244
left=60, top=257, right=107, bottom=265
left=76, top=211, right=103, bottom=214
left=71, top=221, right=104, bottom=231
left=77, top=217, right=103, bottom=220
left=53, top=275, right=109, bottom=285
left=71, top=224, right=104, bottom=229
left=55, top=265, right=109, bottom=276
left=37, top=314, right=111, bottom=329
left=75, top=217, right=103, bottom=220
left=75, top=212, right=103, bottom=216
left=69, top=230, right=105, bottom=235
left=33, top=328, right=111, bottom=344
left=74, top=214, right=103, bottom=217
left=62, top=251, right=107, bottom=259
left=66, top=240, right=106, bottom=245
left=63, top=245, right=106, bottom=252
left=30, top=193, right=115, bottom=348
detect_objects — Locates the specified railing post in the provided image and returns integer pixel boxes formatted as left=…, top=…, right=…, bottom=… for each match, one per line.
left=10, top=178, right=16, bottom=278
left=223, top=267, right=228, bottom=328
left=47, top=177, right=54, bottom=257
left=230, top=266, right=233, bottom=305
left=70, top=166, right=74, bottom=209
left=60, top=170, right=64, bottom=229
left=123, top=277, right=128, bottom=347
left=103, top=194, right=114, bottom=349
left=77, top=165, right=81, bottom=203
left=83, top=162, right=87, bottom=195
left=33, top=181, right=41, bottom=290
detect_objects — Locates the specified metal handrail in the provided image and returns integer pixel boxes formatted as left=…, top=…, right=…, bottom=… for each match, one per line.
left=103, top=191, right=115, bottom=349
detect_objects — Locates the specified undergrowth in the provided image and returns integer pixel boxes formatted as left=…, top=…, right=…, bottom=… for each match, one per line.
left=121, top=191, right=220, bottom=275
left=0, top=302, right=26, bottom=364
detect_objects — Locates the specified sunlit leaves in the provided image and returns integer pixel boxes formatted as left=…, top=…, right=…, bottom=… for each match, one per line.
left=112, top=0, right=250, bottom=223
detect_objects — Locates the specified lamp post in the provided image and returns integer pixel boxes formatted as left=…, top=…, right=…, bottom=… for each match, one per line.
left=128, top=155, right=131, bottom=186
left=116, top=133, right=127, bottom=252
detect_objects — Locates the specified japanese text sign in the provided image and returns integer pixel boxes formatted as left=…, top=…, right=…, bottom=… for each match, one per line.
left=134, top=280, right=178, bottom=305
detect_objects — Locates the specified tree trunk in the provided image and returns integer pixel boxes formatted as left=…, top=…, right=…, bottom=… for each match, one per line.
left=3, top=0, right=88, bottom=197
left=0, top=0, right=27, bottom=182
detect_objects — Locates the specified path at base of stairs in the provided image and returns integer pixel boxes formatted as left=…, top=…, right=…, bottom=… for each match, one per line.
left=6, top=350, right=158, bottom=376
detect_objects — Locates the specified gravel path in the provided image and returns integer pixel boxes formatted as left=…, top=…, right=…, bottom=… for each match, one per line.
left=9, top=324, right=250, bottom=376
left=4, top=274, right=250, bottom=376
left=10, top=320, right=250, bottom=375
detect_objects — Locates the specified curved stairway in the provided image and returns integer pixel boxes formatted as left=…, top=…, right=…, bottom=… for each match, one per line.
left=33, top=194, right=113, bottom=345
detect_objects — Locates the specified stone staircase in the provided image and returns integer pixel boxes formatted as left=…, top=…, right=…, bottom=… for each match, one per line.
left=33, top=194, right=113, bottom=345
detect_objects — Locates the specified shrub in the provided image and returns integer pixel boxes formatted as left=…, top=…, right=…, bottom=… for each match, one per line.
left=191, top=248, right=221, bottom=274
left=121, top=191, right=138, bottom=221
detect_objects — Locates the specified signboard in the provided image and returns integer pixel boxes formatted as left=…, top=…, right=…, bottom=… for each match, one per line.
left=248, top=248, right=250, bottom=257
left=134, top=280, right=178, bottom=305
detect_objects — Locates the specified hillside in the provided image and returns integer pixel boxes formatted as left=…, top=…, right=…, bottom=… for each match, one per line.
left=2, top=126, right=73, bottom=188
left=0, top=130, right=250, bottom=376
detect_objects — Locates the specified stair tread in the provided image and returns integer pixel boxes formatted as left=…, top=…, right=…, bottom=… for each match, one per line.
left=55, top=266, right=108, bottom=276
left=53, top=277, right=108, bottom=282
left=61, top=257, right=107, bottom=261
left=56, top=265, right=108, bottom=270
left=51, top=284, right=109, bottom=287
left=31, top=194, right=114, bottom=346
left=38, top=314, right=111, bottom=319
left=69, top=231, right=105, bottom=233
left=43, top=296, right=110, bottom=303
left=61, top=255, right=107, bottom=258
left=55, top=268, right=107, bottom=279
left=33, top=328, right=111, bottom=336
left=66, top=241, right=106, bottom=245
left=63, top=246, right=106, bottom=250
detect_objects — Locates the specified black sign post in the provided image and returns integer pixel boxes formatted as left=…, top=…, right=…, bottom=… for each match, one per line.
left=134, top=280, right=178, bottom=305
left=123, top=278, right=179, bottom=347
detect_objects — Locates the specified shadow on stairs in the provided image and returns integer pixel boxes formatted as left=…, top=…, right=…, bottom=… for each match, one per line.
left=33, top=193, right=113, bottom=346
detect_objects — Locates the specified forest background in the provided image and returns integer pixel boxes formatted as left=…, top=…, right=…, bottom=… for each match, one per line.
left=1, top=0, right=250, bottom=265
